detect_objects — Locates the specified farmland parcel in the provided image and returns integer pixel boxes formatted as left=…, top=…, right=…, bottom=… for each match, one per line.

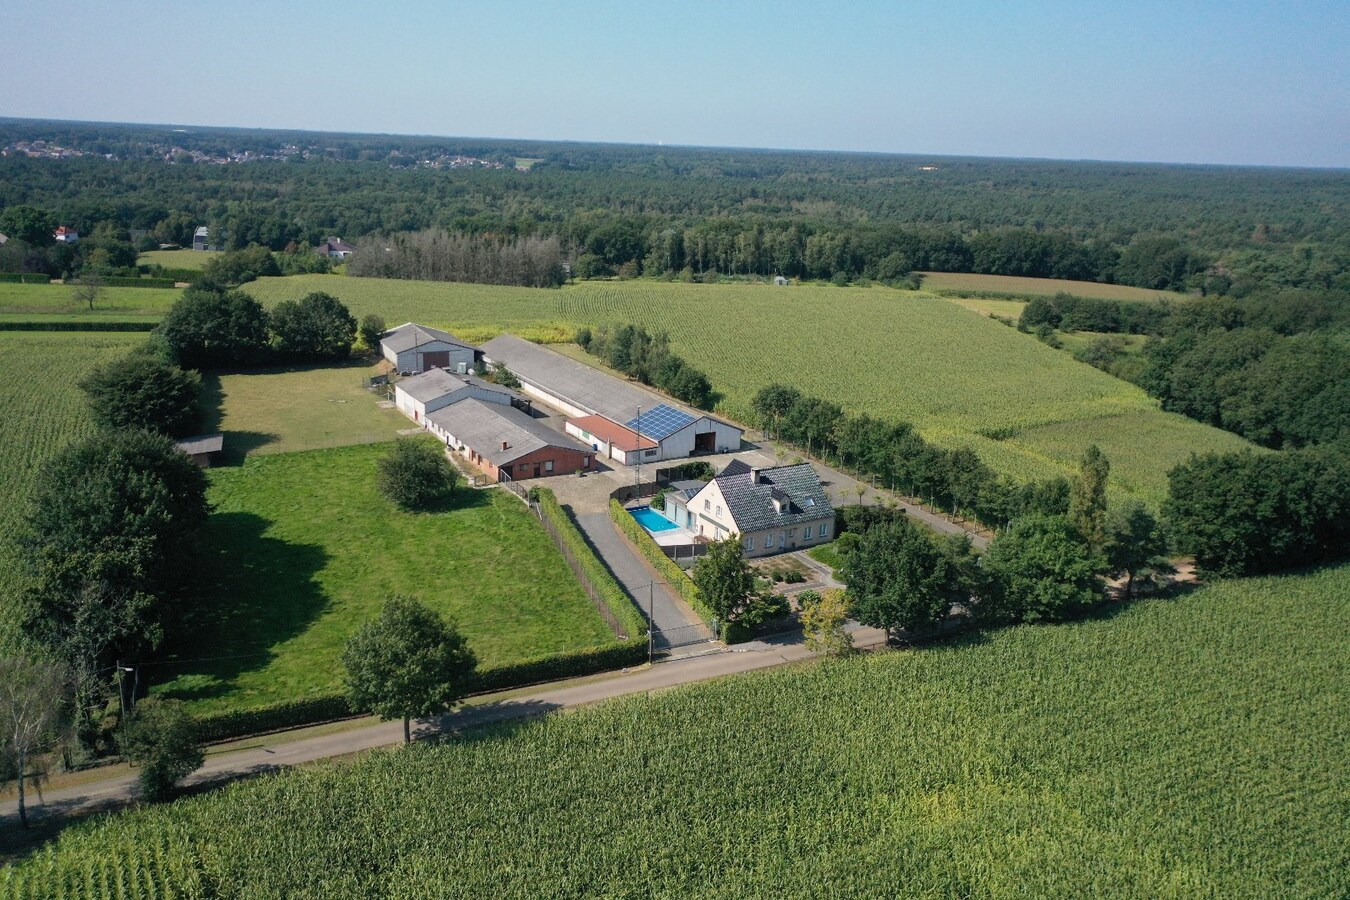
left=245, top=276, right=1251, bottom=504
left=7, top=563, right=1347, bottom=896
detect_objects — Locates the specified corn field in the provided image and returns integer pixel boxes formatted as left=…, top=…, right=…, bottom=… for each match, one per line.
left=6, top=564, right=1347, bottom=898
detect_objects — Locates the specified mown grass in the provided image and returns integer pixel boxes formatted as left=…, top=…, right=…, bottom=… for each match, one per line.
left=0, top=282, right=181, bottom=318
left=0, top=331, right=146, bottom=653
left=202, top=360, right=408, bottom=462
left=919, top=271, right=1188, bottom=302
left=138, top=249, right=220, bottom=270
left=9, top=564, right=1347, bottom=897
left=243, top=275, right=1247, bottom=505
left=148, top=442, right=615, bottom=716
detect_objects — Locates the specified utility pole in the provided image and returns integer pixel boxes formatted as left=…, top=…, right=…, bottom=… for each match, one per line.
left=648, top=581, right=655, bottom=665
left=634, top=405, right=641, bottom=498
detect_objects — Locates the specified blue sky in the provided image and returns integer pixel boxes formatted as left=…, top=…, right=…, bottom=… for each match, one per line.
left=3, top=1, right=1346, bottom=167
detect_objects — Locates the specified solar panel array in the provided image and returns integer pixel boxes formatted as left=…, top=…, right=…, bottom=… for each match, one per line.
left=626, top=404, right=696, bottom=441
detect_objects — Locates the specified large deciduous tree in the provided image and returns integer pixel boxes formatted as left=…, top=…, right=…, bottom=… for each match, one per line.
left=377, top=439, right=458, bottom=511
left=982, top=515, right=1104, bottom=623
left=118, top=698, right=204, bottom=801
left=1103, top=502, right=1173, bottom=597
left=0, top=205, right=57, bottom=247
left=798, top=589, right=854, bottom=657
left=844, top=518, right=972, bottom=637
left=692, top=536, right=758, bottom=626
left=157, top=286, right=272, bottom=368
left=751, top=383, right=802, bottom=437
left=79, top=351, right=202, bottom=437
left=0, top=656, right=70, bottom=829
left=342, top=596, right=477, bottom=743
left=269, top=291, right=357, bottom=361
left=1068, top=445, right=1110, bottom=554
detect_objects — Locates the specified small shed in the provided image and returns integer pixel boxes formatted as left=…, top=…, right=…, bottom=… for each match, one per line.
left=773, top=275, right=789, bottom=286
left=175, top=433, right=224, bottom=468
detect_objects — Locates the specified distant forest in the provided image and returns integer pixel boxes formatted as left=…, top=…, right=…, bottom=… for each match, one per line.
left=1, top=119, right=1347, bottom=294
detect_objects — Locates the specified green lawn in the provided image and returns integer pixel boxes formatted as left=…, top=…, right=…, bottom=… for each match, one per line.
left=919, top=271, right=1189, bottom=302
left=0, top=331, right=147, bottom=653
left=139, top=249, right=220, bottom=270
left=202, top=360, right=409, bottom=462
left=243, top=275, right=1248, bottom=505
left=13, top=564, right=1348, bottom=896
left=150, top=442, right=615, bottom=715
left=0, top=282, right=181, bottom=318
left=806, top=540, right=846, bottom=574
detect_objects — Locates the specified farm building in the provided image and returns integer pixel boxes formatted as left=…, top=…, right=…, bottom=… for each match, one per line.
left=381, top=323, right=481, bottom=375
left=426, top=398, right=595, bottom=482
left=316, top=237, right=355, bottom=259
left=174, top=433, right=224, bottom=468
left=480, top=333, right=742, bottom=465
left=192, top=226, right=210, bottom=251
left=393, top=367, right=524, bottom=423
left=674, top=460, right=834, bottom=557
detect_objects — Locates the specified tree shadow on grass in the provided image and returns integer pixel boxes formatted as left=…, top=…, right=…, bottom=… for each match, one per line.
left=150, top=512, right=329, bottom=703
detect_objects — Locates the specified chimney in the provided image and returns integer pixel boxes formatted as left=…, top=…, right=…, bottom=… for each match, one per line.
left=501, top=441, right=510, bottom=451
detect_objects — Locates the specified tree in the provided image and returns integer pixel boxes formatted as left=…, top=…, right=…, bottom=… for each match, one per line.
left=1068, top=445, right=1110, bottom=554
left=691, top=536, right=757, bottom=624
left=358, top=313, right=386, bottom=353
left=751, top=383, right=802, bottom=437
left=342, top=596, right=477, bottom=743
left=982, top=515, right=1104, bottom=623
left=21, top=429, right=209, bottom=738
left=118, top=698, right=204, bottom=801
left=79, top=352, right=202, bottom=437
left=72, top=271, right=104, bottom=310
left=200, top=244, right=280, bottom=285
left=377, top=439, right=458, bottom=510
left=844, top=518, right=970, bottom=636
left=0, top=656, right=69, bottom=829
left=798, top=589, right=853, bottom=656
left=1103, top=502, right=1173, bottom=598
left=157, top=286, right=272, bottom=368
left=0, top=205, right=56, bottom=247
left=269, top=291, right=357, bottom=361
left=491, top=361, right=520, bottom=390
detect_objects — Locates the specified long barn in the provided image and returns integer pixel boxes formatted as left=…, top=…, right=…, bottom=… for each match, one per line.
left=479, top=333, right=742, bottom=466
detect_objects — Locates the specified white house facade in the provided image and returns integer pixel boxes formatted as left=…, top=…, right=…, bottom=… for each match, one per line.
left=685, top=461, right=835, bottom=557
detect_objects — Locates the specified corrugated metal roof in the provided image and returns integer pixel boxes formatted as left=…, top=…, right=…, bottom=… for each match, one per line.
left=381, top=323, right=476, bottom=355
left=398, top=368, right=518, bottom=404
left=427, top=399, right=591, bottom=467
left=175, top=433, right=224, bottom=455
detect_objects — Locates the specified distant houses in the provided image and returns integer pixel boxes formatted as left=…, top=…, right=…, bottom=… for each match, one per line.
left=54, top=226, right=78, bottom=244
left=380, top=323, right=481, bottom=375
left=480, top=333, right=742, bottom=466
left=192, top=226, right=211, bottom=251
left=315, top=237, right=355, bottom=259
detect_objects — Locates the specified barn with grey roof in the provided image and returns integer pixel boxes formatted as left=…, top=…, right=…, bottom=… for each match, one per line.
left=381, top=323, right=481, bottom=375
left=425, top=399, right=595, bottom=481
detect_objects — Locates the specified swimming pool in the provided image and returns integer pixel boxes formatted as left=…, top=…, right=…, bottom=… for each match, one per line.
left=629, top=506, right=678, bottom=533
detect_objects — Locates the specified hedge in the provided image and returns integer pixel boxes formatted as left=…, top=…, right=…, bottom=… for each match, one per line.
left=534, top=488, right=649, bottom=641
left=74, top=276, right=178, bottom=289
left=191, top=640, right=646, bottom=745
left=609, top=498, right=716, bottom=625
left=0, top=320, right=159, bottom=332
left=0, top=272, right=54, bottom=284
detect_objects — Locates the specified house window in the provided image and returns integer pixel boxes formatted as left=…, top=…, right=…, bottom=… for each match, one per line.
left=744, top=536, right=754, bottom=551
left=819, top=523, right=828, bottom=537
left=788, top=528, right=796, bottom=539
left=544, top=460, right=554, bottom=473
left=644, top=449, right=658, bottom=457
left=715, top=506, right=722, bottom=517
left=704, top=499, right=710, bottom=511
left=764, top=533, right=774, bottom=549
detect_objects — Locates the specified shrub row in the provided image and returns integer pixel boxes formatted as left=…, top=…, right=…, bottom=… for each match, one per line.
left=192, top=640, right=647, bottom=744
left=85, top=276, right=178, bottom=289
left=0, top=320, right=159, bottom=331
left=534, top=488, right=649, bottom=641
left=0, top=272, right=54, bottom=283
left=609, top=498, right=716, bottom=625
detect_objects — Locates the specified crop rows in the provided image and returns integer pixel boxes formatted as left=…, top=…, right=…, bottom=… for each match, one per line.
left=245, top=276, right=1249, bottom=504
left=7, top=564, right=1347, bottom=897
left=0, top=331, right=145, bottom=653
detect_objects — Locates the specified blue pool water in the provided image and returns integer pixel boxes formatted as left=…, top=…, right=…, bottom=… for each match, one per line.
left=630, top=506, right=678, bottom=532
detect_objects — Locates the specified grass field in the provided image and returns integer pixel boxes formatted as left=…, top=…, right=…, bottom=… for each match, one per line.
left=0, top=282, right=181, bottom=318
left=943, top=296, right=1027, bottom=320
left=138, top=249, right=220, bottom=270
left=243, top=275, right=1249, bottom=504
left=0, top=331, right=147, bottom=653
left=202, top=361, right=408, bottom=462
left=9, top=563, right=1347, bottom=896
left=148, top=442, right=615, bottom=716
left=919, top=271, right=1189, bottom=302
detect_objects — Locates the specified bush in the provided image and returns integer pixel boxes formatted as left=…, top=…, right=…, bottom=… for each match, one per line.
left=0, top=320, right=158, bottom=331
left=79, top=352, right=202, bottom=437
left=194, top=695, right=355, bottom=744
left=377, top=439, right=458, bottom=510
left=118, top=699, right=204, bottom=801
left=358, top=314, right=386, bottom=353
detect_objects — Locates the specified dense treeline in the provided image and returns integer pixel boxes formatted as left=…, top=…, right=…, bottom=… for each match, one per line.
left=2, top=120, right=1347, bottom=293
left=1023, top=288, right=1350, bottom=449
left=347, top=230, right=566, bottom=287
left=577, top=325, right=714, bottom=409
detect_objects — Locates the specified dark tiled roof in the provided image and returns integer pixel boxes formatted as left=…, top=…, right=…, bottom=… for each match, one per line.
left=719, top=459, right=752, bottom=477
left=716, top=463, right=833, bottom=533
left=381, top=322, right=476, bottom=354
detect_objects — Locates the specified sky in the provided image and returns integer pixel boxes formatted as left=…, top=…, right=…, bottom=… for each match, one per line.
left=3, top=1, right=1347, bottom=168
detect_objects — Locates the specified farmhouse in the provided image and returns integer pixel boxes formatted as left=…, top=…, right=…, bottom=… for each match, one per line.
left=480, top=333, right=742, bottom=465
left=679, top=460, right=834, bottom=557
left=316, top=236, right=355, bottom=259
left=381, top=323, right=481, bottom=375
left=53, top=226, right=78, bottom=244
left=393, top=367, right=524, bottom=423
left=426, top=399, right=595, bottom=482
left=174, top=433, right=224, bottom=468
